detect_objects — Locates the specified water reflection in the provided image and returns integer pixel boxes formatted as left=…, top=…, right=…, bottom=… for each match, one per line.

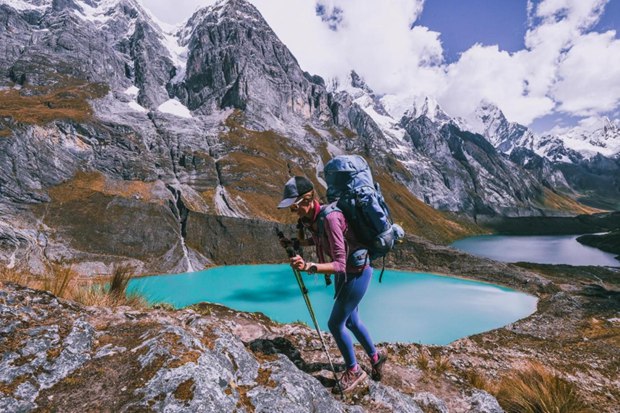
left=451, top=234, right=619, bottom=266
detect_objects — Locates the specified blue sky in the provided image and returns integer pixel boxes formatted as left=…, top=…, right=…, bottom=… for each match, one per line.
left=417, top=0, right=529, bottom=63
left=142, top=0, right=620, bottom=134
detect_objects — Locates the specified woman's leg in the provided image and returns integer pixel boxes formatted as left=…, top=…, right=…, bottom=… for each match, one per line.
left=328, top=266, right=375, bottom=368
left=344, top=267, right=376, bottom=357
left=346, top=307, right=376, bottom=357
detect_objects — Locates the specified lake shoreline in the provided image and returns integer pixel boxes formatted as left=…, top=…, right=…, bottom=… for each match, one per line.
left=477, top=210, right=620, bottom=236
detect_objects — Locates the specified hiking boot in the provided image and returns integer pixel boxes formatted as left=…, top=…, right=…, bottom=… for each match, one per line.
left=332, top=366, right=367, bottom=394
left=370, top=351, right=387, bottom=381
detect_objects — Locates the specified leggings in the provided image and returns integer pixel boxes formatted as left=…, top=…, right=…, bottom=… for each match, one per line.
left=327, top=266, right=376, bottom=369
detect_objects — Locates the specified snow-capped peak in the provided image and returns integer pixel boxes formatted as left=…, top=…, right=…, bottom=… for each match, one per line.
left=550, top=117, right=620, bottom=159
left=403, top=96, right=455, bottom=128
left=3, top=0, right=52, bottom=11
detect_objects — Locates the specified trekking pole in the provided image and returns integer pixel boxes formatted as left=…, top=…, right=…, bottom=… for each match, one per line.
left=275, top=228, right=343, bottom=396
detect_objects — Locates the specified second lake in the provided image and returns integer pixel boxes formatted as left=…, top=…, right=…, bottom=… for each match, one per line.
left=450, top=234, right=619, bottom=266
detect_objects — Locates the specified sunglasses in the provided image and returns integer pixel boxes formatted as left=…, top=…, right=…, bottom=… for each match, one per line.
left=290, top=196, right=313, bottom=211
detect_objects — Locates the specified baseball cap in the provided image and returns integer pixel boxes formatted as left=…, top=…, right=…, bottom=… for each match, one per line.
left=277, top=176, right=314, bottom=208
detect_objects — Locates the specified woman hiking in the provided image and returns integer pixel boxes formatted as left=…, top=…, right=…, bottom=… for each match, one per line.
left=277, top=176, right=386, bottom=394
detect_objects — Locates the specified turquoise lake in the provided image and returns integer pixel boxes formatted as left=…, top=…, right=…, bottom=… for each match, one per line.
left=127, top=264, right=537, bottom=345
left=450, top=234, right=619, bottom=267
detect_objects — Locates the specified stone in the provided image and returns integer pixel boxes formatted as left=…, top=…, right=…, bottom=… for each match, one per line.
left=468, top=390, right=504, bottom=413
left=367, top=382, right=424, bottom=413
left=412, top=391, right=449, bottom=413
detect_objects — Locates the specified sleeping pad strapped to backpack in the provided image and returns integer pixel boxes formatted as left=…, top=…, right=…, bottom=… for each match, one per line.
left=322, top=155, right=404, bottom=282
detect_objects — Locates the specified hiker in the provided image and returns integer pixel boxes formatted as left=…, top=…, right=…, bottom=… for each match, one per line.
left=277, top=176, right=387, bottom=394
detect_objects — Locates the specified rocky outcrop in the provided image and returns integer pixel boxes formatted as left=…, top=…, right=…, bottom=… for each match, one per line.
left=0, top=283, right=355, bottom=412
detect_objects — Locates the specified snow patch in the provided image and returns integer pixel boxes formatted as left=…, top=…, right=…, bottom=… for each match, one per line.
left=2, top=0, right=51, bottom=11
left=159, top=26, right=188, bottom=84
left=180, top=238, right=195, bottom=273
left=381, top=94, right=415, bottom=120
left=124, top=86, right=140, bottom=97
left=78, top=0, right=120, bottom=25
left=127, top=101, right=148, bottom=113
left=157, top=99, right=192, bottom=118
left=315, top=158, right=327, bottom=189
left=214, top=185, right=247, bottom=218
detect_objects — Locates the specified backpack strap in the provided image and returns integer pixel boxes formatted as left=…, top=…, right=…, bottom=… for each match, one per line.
left=317, top=203, right=357, bottom=277
left=378, top=256, right=386, bottom=283
left=316, top=203, right=341, bottom=240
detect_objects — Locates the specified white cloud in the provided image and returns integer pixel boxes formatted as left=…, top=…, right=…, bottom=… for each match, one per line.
left=552, top=30, right=620, bottom=115
left=438, top=45, right=555, bottom=126
left=252, top=0, right=430, bottom=96
left=437, top=0, right=614, bottom=126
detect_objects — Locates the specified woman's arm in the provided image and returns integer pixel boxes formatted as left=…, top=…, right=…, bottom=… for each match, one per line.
left=290, top=255, right=336, bottom=274
left=289, top=212, right=346, bottom=275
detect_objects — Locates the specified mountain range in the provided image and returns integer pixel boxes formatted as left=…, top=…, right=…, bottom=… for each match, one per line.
left=0, top=0, right=615, bottom=275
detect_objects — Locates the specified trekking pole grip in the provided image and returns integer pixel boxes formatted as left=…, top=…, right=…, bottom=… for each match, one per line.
left=275, top=228, right=297, bottom=258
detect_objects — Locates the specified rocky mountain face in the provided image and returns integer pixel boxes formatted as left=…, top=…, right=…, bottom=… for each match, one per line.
left=340, top=77, right=557, bottom=216
left=472, top=102, right=620, bottom=209
left=170, top=0, right=332, bottom=124
left=0, top=0, right=593, bottom=276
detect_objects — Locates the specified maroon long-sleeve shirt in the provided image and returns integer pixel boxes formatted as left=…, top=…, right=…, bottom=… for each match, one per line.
left=302, top=200, right=367, bottom=277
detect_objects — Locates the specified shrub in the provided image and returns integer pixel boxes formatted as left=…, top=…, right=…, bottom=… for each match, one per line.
left=464, top=368, right=492, bottom=392
left=109, top=264, right=134, bottom=298
left=495, top=362, right=591, bottom=413
left=432, top=352, right=452, bottom=375
left=416, top=350, right=430, bottom=371
left=43, top=262, right=76, bottom=297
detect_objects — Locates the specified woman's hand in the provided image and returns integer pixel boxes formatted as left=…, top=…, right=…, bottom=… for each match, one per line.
left=290, top=255, right=306, bottom=271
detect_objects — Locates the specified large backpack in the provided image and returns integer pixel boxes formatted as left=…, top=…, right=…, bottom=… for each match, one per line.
left=322, top=155, right=404, bottom=281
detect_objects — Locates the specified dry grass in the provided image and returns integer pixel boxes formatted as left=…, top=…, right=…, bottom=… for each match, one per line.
left=0, top=80, right=108, bottom=134
left=0, top=266, right=31, bottom=285
left=342, top=127, right=357, bottom=139
left=47, top=171, right=158, bottom=205
left=542, top=188, right=602, bottom=215
left=463, top=368, right=493, bottom=392
left=42, top=262, right=76, bottom=297
left=108, top=264, right=133, bottom=298
left=431, top=352, right=452, bottom=375
left=415, top=349, right=430, bottom=372
left=0, top=262, right=145, bottom=309
left=495, top=362, right=592, bottom=413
